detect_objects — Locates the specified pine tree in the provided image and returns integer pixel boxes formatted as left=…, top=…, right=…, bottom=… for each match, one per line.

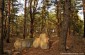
left=0, top=0, right=4, bottom=54
left=82, top=0, right=85, bottom=37
left=59, top=0, right=71, bottom=51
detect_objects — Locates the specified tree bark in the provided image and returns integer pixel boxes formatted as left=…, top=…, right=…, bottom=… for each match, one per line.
left=59, top=0, right=71, bottom=51
left=29, top=0, right=34, bottom=38
left=23, top=0, right=27, bottom=39
left=41, top=0, right=46, bottom=33
left=29, top=0, right=38, bottom=38
left=0, top=0, right=4, bottom=54
left=56, top=0, right=61, bottom=37
left=82, top=0, right=85, bottom=38
left=6, top=0, right=11, bottom=43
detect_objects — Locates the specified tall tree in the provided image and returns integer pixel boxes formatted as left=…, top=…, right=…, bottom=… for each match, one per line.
left=29, top=0, right=38, bottom=38
left=56, top=0, right=61, bottom=37
left=41, top=0, right=47, bottom=32
left=82, top=0, right=85, bottom=37
left=29, top=0, right=33, bottom=38
left=0, top=0, right=4, bottom=54
left=23, top=0, right=27, bottom=39
left=3, top=0, right=19, bottom=39
left=6, top=0, right=11, bottom=43
left=59, top=0, right=71, bottom=51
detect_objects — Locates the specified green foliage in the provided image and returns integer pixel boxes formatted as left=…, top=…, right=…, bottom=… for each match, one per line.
left=70, top=15, right=84, bottom=35
left=74, top=20, right=84, bottom=35
left=3, top=0, right=84, bottom=37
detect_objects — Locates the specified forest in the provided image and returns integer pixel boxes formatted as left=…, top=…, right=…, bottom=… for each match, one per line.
left=0, top=0, right=85, bottom=55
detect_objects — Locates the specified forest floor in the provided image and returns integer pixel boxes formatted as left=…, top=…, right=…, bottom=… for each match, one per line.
left=3, top=35, right=85, bottom=55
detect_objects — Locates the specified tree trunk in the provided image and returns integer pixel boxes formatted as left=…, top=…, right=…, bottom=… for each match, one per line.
left=41, top=0, right=46, bottom=33
left=0, top=0, right=4, bottom=54
left=23, top=0, right=27, bottom=39
left=82, top=0, right=85, bottom=38
left=56, top=0, right=61, bottom=37
left=29, top=0, right=38, bottom=38
left=11, top=0, right=14, bottom=37
left=6, top=0, right=10, bottom=43
left=59, top=0, right=71, bottom=51
left=29, top=0, right=34, bottom=38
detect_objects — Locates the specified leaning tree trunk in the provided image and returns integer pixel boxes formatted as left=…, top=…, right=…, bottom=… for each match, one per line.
left=59, top=0, right=71, bottom=51
left=0, top=0, right=4, bottom=54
